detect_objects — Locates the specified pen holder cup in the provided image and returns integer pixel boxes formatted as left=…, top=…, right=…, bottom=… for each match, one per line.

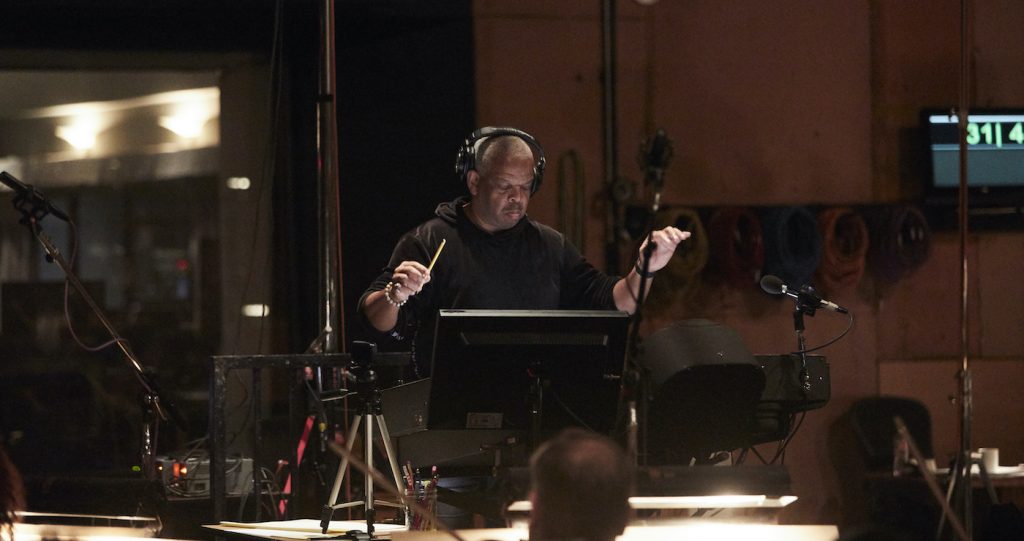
left=406, top=483, right=438, bottom=531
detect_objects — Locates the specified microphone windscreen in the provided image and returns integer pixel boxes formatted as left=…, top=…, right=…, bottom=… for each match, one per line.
left=0, top=171, right=29, bottom=193
left=760, top=274, right=785, bottom=295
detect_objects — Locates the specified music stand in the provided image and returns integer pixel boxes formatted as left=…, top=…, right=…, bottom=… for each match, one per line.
left=426, top=310, right=629, bottom=448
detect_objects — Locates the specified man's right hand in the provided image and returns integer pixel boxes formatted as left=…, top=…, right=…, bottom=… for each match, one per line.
left=388, top=260, right=431, bottom=304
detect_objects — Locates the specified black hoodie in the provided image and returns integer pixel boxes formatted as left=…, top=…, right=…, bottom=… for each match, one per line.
left=358, top=196, right=619, bottom=376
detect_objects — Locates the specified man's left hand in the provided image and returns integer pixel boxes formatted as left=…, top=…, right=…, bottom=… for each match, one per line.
left=638, top=226, right=691, bottom=273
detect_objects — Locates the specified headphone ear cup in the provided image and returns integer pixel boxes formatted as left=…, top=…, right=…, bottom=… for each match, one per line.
left=454, top=141, right=471, bottom=182
left=531, top=156, right=546, bottom=194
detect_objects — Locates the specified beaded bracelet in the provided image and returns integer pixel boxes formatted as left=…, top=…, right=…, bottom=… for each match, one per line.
left=384, top=281, right=407, bottom=307
left=634, top=260, right=656, bottom=279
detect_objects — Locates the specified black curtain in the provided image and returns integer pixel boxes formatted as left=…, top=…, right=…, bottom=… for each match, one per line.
left=274, top=0, right=475, bottom=353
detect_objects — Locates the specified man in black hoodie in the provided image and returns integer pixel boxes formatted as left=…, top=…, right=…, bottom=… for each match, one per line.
left=359, top=127, right=688, bottom=376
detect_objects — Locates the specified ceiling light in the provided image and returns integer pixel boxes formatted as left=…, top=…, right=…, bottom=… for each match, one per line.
left=226, top=176, right=251, bottom=190
left=25, top=87, right=220, bottom=119
left=242, top=304, right=270, bottom=318
left=159, top=103, right=214, bottom=138
left=56, top=119, right=100, bottom=150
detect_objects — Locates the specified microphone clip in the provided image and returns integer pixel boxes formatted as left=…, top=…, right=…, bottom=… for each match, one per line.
left=796, top=284, right=849, bottom=315
left=1, top=171, right=70, bottom=225
left=794, top=284, right=825, bottom=316
left=760, top=274, right=849, bottom=315
left=11, top=189, right=54, bottom=225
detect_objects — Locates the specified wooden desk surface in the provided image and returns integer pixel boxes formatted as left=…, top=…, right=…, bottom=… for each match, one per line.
left=393, top=523, right=839, bottom=541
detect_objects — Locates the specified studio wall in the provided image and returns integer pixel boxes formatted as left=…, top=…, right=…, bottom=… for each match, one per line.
left=473, top=0, right=1024, bottom=526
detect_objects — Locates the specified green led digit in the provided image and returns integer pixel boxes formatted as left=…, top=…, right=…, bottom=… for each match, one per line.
left=996, top=122, right=1003, bottom=147
left=1010, top=122, right=1024, bottom=145
left=967, top=122, right=980, bottom=145
left=980, top=122, right=994, bottom=145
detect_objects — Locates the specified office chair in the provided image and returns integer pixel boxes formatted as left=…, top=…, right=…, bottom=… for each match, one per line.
left=849, top=395, right=934, bottom=471
left=641, top=320, right=766, bottom=465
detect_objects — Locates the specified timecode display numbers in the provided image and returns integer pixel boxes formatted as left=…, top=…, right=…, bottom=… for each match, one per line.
left=966, top=121, right=1024, bottom=147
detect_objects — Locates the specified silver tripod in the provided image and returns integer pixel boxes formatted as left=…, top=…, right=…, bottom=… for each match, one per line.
left=319, top=345, right=406, bottom=537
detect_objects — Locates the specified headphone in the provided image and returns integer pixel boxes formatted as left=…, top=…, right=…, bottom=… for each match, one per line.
left=454, top=126, right=547, bottom=194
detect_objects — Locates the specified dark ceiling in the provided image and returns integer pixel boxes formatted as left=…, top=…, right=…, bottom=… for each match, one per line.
left=0, top=2, right=277, bottom=53
left=0, top=1, right=473, bottom=115
left=0, top=1, right=471, bottom=53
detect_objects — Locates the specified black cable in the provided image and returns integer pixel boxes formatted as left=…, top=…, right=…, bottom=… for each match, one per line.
left=230, top=0, right=285, bottom=357
left=547, top=389, right=594, bottom=432
left=225, top=0, right=287, bottom=450
left=749, top=445, right=769, bottom=465
left=791, top=312, right=854, bottom=355
left=770, top=411, right=807, bottom=465
left=60, top=220, right=129, bottom=353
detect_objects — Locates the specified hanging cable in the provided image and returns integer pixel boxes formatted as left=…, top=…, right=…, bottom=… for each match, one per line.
left=706, top=206, right=764, bottom=290
left=760, top=206, right=822, bottom=288
left=866, top=204, right=931, bottom=285
left=815, top=206, right=869, bottom=293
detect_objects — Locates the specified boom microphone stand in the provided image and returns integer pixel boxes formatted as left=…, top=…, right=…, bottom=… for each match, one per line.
left=619, top=129, right=672, bottom=465
left=1, top=171, right=185, bottom=480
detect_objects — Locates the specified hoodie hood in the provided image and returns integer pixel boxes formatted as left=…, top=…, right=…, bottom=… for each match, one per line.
left=434, top=196, right=467, bottom=225
left=434, top=195, right=529, bottom=240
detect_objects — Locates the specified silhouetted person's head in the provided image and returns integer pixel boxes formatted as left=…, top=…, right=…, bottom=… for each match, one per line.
left=529, top=428, right=632, bottom=541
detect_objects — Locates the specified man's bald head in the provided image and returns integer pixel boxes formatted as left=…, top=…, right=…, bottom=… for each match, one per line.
left=475, top=135, right=537, bottom=180
left=529, top=428, right=633, bottom=541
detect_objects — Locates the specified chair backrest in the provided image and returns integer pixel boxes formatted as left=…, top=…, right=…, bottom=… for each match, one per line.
left=647, top=363, right=767, bottom=464
left=849, top=395, right=934, bottom=471
left=642, top=320, right=766, bottom=464
left=642, top=319, right=757, bottom=387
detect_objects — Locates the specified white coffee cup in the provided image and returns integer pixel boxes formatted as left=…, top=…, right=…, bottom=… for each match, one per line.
left=979, top=447, right=999, bottom=472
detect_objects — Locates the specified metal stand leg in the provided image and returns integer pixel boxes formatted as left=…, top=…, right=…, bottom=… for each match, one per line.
left=319, top=407, right=406, bottom=536
left=938, top=454, right=1000, bottom=540
left=528, top=373, right=543, bottom=452
left=893, top=417, right=969, bottom=541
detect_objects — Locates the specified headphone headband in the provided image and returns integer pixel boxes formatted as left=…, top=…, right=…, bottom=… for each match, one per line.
left=454, top=126, right=546, bottom=194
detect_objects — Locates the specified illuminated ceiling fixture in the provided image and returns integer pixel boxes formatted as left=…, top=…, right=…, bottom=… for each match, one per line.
left=226, top=177, right=251, bottom=190
left=27, top=86, right=220, bottom=149
left=27, top=87, right=219, bottom=119
left=159, top=100, right=215, bottom=139
left=242, top=304, right=270, bottom=318
left=56, top=116, right=101, bottom=150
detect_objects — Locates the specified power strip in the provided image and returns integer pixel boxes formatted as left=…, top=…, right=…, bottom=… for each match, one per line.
left=157, top=455, right=253, bottom=498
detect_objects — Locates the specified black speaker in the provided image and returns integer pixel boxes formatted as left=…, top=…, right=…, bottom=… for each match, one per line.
left=454, top=126, right=546, bottom=194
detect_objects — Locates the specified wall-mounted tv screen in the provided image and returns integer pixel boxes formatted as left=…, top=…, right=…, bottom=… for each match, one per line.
left=923, top=109, right=1024, bottom=207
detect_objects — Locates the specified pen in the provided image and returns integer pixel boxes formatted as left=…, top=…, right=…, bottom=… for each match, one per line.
left=427, top=239, right=446, bottom=272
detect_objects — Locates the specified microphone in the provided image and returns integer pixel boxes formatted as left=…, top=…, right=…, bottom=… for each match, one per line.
left=639, top=128, right=673, bottom=189
left=0, top=171, right=71, bottom=222
left=760, top=274, right=849, bottom=314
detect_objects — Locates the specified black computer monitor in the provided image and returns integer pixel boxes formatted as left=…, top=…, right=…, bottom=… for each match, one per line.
left=427, top=309, right=629, bottom=435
